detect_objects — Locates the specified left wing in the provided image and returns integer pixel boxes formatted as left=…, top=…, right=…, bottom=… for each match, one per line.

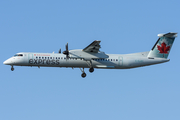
left=83, top=40, right=101, bottom=53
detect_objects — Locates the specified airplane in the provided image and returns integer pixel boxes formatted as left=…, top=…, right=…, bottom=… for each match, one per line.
left=3, top=32, right=177, bottom=78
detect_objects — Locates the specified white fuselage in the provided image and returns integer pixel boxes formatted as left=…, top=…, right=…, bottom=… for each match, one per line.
left=3, top=32, right=176, bottom=78
left=3, top=52, right=169, bottom=69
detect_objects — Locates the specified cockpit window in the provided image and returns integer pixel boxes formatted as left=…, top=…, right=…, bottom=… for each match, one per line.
left=14, top=54, right=23, bottom=57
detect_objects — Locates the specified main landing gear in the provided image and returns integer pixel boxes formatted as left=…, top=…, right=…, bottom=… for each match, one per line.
left=89, top=67, right=94, bottom=73
left=11, top=66, right=14, bottom=71
left=81, top=72, right=86, bottom=78
left=80, top=68, right=86, bottom=78
left=79, top=60, right=95, bottom=78
left=80, top=67, right=94, bottom=78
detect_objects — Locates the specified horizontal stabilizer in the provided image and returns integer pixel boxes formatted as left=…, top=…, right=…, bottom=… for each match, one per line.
left=158, top=32, right=177, bottom=38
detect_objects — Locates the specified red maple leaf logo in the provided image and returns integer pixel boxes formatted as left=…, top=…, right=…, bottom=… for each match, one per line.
left=157, top=42, right=170, bottom=54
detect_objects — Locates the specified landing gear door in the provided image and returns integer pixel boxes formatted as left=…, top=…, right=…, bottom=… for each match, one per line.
left=118, top=56, right=123, bottom=66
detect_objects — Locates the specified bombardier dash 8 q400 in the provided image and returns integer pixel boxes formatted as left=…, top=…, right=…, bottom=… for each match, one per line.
left=3, top=32, right=177, bottom=78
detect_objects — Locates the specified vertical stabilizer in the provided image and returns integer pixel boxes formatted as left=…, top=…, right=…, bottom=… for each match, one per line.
left=147, top=32, right=177, bottom=59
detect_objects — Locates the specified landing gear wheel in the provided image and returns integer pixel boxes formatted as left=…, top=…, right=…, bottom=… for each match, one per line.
left=89, top=67, right=94, bottom=73
left=81, top=73, right=86, bottom=78
left=11, top=66, right=14, bottom=71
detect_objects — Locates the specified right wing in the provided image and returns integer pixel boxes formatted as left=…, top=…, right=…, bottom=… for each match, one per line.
left=69, top=40, right=108, bottom=60
left=83, top=40, right=101, bottom=53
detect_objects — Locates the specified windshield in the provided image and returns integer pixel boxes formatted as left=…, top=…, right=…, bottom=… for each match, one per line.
left=14, top=54, right=23, bottom=57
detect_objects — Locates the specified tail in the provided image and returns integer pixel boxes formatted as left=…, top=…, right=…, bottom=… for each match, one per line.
left=147, top=32, right=177, bottom=59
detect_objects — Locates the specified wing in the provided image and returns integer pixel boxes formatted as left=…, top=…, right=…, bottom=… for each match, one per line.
left=83, top=40, right=101, bottom=53
left=69, top=40, right=108, bottom=60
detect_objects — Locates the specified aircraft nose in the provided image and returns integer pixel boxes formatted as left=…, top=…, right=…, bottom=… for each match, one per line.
left=3, top=60, right=8, bottom=65
left=3, top=59, right=11, bottom=65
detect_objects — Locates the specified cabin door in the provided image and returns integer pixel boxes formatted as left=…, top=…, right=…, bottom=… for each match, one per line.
left=118, top=56, right=123, bottom=66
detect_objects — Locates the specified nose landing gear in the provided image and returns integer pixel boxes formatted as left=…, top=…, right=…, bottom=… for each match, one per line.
left=11, top=66, right=14, bottom=71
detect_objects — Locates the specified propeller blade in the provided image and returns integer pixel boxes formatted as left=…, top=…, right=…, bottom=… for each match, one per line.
left=66, top=43, right=68, bottom=53
left=59, top=48, right=61, bottom=53
left=66, top=55, right=69, bottom=60
left=63, top=42, right=69, bottom=60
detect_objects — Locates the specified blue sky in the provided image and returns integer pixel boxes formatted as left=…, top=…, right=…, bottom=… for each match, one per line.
left=0, top=0, right=180, bottom=120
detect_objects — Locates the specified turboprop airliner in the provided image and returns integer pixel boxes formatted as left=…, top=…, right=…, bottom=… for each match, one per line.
left=3, top=32, right=177, bottom=78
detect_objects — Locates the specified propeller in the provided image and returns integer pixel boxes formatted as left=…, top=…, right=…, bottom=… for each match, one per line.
left=63, top=43, right=69, bottom=59
left=59, top=48, right=61, bottom=53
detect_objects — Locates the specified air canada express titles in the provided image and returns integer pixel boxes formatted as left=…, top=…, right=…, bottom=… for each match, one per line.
left=29, top=59, right=60, bottom=65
